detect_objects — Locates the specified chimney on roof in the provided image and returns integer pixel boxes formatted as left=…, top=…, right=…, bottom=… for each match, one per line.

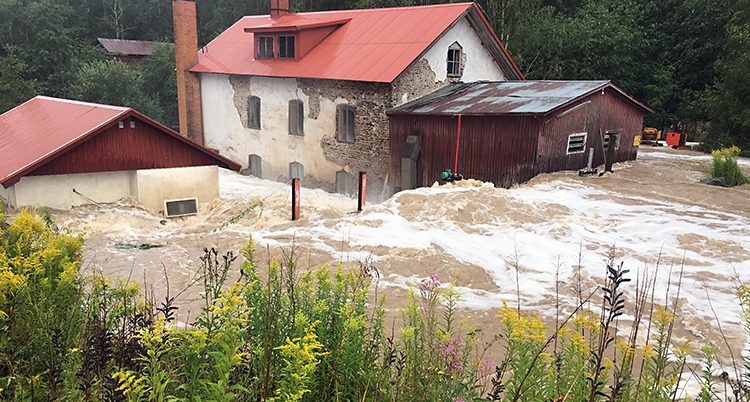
left=172, top=0, right=204, bottom=144
left=270, top=0, right=290, bottom=18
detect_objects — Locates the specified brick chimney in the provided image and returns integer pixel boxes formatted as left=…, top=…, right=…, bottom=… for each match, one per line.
left=270, top=0, right=290, bottom=18
left=172, top=0, right=204, bottom=144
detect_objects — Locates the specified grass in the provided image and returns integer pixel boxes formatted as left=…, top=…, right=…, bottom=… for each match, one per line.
left=2, top=209, right=750, bottom=400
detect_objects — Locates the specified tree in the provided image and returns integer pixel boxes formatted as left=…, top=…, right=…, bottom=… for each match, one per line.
left=706, top=0, right=750, bottom=150
left=138, top=45, right=179, bottom=129
left=70, top=59, right=163, bottom=121
left=0, top=46, right=40, bottom=113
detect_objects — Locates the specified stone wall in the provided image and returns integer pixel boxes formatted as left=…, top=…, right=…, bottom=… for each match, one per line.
left=299, top=79, right=392, bottom=197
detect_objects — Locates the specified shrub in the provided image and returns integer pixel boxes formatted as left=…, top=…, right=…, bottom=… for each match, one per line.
left=711, top=145, right=750, bottom=186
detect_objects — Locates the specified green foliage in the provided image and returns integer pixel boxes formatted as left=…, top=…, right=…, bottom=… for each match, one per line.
left=70, top=59, right=163, bottom=122
left=5, top=213, right=750, bottom=400
left=710, top=146, right=750, bottom=186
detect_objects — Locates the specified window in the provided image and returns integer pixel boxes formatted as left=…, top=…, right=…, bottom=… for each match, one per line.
left=336, top=105, right=356, bottom=143
left=278, top=35, right=295, bottom=59
left=335, top=170, right=356, bottom=196
left=248, top=96, right=261, bottom=129
left=257, top=36, right=274, bottom=58
left=248, top=154, right=262, bottom=177
left=566, top=133, right=587, bottom=154
left=289, top=162, right=304, bottom=184
left=604, top=132, right=620, bottom=150
left=447, top=42, right=463, bottom=78
left=289, top=100, right=304, bottom=135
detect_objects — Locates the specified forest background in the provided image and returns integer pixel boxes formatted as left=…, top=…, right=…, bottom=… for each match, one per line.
left=0, top=0, right=748, bottom=150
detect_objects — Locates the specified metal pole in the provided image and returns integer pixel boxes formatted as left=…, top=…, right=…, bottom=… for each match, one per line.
left=453, top=114, right=462, bottom=173
left=357, top=171, right=367, bottom=212
left=291, top=178, right=300, bottom=221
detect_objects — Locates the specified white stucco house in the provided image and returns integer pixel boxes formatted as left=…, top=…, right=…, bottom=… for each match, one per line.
left=173, top=0, right=523, bottom=198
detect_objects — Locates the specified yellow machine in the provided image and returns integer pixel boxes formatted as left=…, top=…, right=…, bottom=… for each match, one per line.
left=641, top=127, right=661, bottom=145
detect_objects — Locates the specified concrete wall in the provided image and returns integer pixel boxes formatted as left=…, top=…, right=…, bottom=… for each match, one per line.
left=0, top=185, right=16, bottom=208
left=12, top=171, right=133, bottom=210
left=7, top=166, right=219, bottom=213
left=135, top=165, right=219, bottom=212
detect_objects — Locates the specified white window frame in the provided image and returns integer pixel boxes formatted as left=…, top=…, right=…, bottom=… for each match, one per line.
left=447, top=42, right=463, bottom=78
left=566, top=132, right=587, bottom=155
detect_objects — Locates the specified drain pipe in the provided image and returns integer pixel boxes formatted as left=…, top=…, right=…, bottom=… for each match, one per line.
left=453, top=114, right=462, bottom=173
left=72, top=188, right=101, bottom=206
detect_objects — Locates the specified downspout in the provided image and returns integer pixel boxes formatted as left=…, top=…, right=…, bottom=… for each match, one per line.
left=453, top=114, right=462, bottom=173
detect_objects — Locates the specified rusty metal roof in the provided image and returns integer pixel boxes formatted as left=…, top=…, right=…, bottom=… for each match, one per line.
left=97, top=38, right=173, bottom=56
left=0, top=96, right=239, bottom=188
left=191, top=2, right=523, bottom=82
left=388, top=80, right=653, bottom=115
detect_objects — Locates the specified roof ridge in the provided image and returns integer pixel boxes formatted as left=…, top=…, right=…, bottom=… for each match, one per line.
left=240, top=2, right=473, bottom=18
left=33, top=96, right=131, bottom=112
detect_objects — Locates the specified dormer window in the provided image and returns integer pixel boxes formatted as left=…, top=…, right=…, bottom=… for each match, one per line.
left=278, top=35, right=296, bottom=59
left=447, top=42, right=463, bottom=78
left=257, top=36, right=274, bottom=58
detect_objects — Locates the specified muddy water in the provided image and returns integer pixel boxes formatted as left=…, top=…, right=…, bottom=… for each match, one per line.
left=16, top=147, right=750, bottom=384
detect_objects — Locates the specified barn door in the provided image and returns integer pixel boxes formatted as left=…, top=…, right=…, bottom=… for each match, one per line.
left=401, top=134, right=421, bottom=190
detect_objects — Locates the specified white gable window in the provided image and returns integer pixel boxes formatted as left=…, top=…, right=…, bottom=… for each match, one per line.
left=447, top=42, right=463, bottom=78
left=567, top=133, right=587, bottom=154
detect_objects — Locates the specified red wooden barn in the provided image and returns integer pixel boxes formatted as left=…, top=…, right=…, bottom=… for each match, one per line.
left=388, top=80, right=652, bottom=190
left=0, top=96, right=239, bottom=212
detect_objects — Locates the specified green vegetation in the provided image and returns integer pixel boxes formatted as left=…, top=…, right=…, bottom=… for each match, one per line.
left=0, top=0, right=748, bottom=148
left=710, top=146, right=750, bottom=186
left=3, top=210, right=750, bottom=401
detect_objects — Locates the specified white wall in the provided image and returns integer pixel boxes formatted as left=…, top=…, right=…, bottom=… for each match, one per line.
left=12, top=171, right=133, bottom=210
left=201, top=73, right=345, bottom=185
left=135, top=165, right=218, bottom=212
left=0, top=185, right=16, bottom=208
left=422, top=17, right=505, bottom=83
left=9, top=166, right=219, bottom=213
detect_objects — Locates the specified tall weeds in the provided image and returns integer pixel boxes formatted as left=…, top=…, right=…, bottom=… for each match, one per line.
left=2, top=209, right=750, bottom=401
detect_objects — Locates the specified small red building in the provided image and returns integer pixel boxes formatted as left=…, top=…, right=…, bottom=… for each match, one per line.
left=388, top=80, right=652, bottom=190
left=0, top=96, right=239, bottom=212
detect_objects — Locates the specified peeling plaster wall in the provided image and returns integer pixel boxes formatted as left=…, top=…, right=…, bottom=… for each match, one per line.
left=0, top=185, right=16, bottom=208
left=392, top=17, right=506, bottom=106
left=199, top=16, right=507, bottom=198
left=201, top=73, right=392, bottom=197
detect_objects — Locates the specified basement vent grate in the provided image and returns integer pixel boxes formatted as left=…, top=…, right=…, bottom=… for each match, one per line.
left=164, top=198, right=199, bottom=218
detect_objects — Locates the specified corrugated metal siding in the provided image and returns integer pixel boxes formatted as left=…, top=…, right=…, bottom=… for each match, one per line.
left=537, top=88, right=644, bottom=173
left=29, top=116, right=229, bottom=177
left=390, top=114, right=539, bottom=189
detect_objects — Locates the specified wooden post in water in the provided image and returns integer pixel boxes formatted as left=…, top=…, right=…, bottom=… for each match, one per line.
left=291, top=178, right=300, bottom=221
left=358, top=171, right=367, bottom=212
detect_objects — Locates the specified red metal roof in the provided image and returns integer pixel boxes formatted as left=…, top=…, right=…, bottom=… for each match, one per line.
left=0, top=96, right=239, bottom=188
left=388, top=81, right=653, bottom=116
left=191, top=2, right=523, bottom=82
left=97, top=38, right=173, bottom=56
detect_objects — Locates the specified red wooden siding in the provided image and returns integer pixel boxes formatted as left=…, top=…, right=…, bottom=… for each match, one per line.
left=390, top=114, right=540, bottom=189
left=389, top=88, right=645, bottom=190
left=536, top=88, right=643, bottom=173
left=29, top=115, right=234, bottom=177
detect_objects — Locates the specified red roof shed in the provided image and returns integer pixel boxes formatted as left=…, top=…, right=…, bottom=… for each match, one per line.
left=0, top=96, right=240, bottom=189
